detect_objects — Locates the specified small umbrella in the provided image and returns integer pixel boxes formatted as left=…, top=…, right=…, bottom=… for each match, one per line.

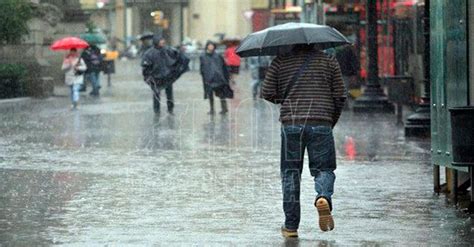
left=80, top=33, right=107, bottom=45
left=236, top=22, right=350, bottom=57
left=50, top=37, right=89, bottom=51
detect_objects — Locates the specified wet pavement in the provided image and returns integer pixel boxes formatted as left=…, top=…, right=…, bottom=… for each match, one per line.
left=1, top=60, right=473, bottom=246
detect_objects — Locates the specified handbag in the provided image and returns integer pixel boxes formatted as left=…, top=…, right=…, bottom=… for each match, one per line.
left=74, top=58, right=85, bottom=76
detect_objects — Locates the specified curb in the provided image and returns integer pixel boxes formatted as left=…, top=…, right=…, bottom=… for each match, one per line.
left=0, top=97, right=32, bottom=106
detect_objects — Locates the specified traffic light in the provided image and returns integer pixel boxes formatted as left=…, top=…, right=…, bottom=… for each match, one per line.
left=150, top=10, right=169, bottom=29
left=151, top=10, right=164, bottom=24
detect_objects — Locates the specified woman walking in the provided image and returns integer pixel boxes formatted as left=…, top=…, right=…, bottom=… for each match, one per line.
left=200, top=41, right=231, bottom=115
left=62, top=48, right=87, bottom=109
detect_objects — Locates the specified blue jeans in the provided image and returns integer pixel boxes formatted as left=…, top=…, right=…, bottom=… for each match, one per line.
left=281, top=124, right=336, bottom=230
left=86, top=72, right=100, bottom=95
left=70, top=84, right=81, bottom=103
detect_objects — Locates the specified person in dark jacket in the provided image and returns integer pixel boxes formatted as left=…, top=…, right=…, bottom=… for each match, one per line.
left=81, top=45, right=103, bottom=96
left=139, top=36, right=153, bottom=58
left=141, top=36, right=182, bottom=115
left=248, top=55, right=272, bottom=100
left=261, top=44, right=346, bottom=237
left=335, top=44, right=359, bottom=96
left=200, top=41, right=231, bottom=115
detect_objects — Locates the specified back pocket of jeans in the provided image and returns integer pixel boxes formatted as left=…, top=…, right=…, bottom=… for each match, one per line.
left=311, top=126, right=332, bottom=135
left=283, top=125, right=304, bottom=135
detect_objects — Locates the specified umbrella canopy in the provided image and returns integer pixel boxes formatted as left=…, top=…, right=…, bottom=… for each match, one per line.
left=50, top=37, right=89, bottom=51
left=139, top=32, right=155, bottom=41
left=80, top=32, right=107, bottom=45
left=222, top=37, right=241, bottom=46
left=236, top=22, right=351, bottom=57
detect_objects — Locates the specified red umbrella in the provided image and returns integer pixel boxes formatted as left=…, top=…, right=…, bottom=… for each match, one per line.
left=50, top=37, right=89, bottom=51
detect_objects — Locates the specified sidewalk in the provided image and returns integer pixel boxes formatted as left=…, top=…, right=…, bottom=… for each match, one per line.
left=0, top=60, right=472, bottom=246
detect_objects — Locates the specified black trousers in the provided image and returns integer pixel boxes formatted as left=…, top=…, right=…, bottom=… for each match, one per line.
left=151, top=84, right=174, bottom=113
left=207, top=89, right=227, bottom=113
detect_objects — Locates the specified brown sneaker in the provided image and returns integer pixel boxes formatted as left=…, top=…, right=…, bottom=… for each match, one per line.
left=315, top=198, right=334, bottom=231
left=281, top=227, right=298, bottom=238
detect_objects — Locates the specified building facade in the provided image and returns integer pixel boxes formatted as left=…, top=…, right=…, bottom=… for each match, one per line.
left=81, top=0, right=256, bottom=46
left=185, top=0, right=253, bottom=43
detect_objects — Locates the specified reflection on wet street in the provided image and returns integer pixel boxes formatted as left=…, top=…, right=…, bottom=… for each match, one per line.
left=0, top=61, right=473, bottom=245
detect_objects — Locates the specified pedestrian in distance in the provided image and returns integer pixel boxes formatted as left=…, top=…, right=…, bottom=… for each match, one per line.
left=248, top=55, right=272, bottom=100
left=335, top=44, right=359, bottom=102
left=141, top=36, right=189, bottom=116
left=261, top=44, right=346, bottom=238
left=224, top=42, right=241, bottom=84
left=81, top=44, right=103, bottom=97
left=139, top=38, right=153, bottom=58
left=61, top=48, right=87, bottom=110
left=200, top=41, right=233, bottom=115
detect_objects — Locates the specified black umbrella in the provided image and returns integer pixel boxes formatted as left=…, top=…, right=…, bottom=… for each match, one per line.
left=236, top=22, right=351, bottom=57
left=139, top=32, right=155, bottom=41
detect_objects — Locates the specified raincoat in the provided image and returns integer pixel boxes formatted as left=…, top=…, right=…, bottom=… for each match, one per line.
left=62, top=56, right=87, bottom=86
left=142, top=46, right=178, bottom=81
left=81, top=46, right=103, bottom=73
left=141, top=46, right=189, bottom=89
left=199, top=51, right=231, bottom=99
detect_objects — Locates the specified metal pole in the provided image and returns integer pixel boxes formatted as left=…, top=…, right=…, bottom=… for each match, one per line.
left=404, top=0, right=431, bottom=137
left=180, top=3, right=184, bottom=44
left=367, top=0, right=378, bottom=88
left=123, top=0, right=127, bottom=46
left=452, top=169, right=458, bottom=206
left=317, top=0, right=324, bottom=24
left=353, top=0, right=394, bottom=113
left=396, top=103, right=403, bottom=125
left=433, top=164, right=440, bottom=194
left=299, top=0, right=306, bottom=23
left=470, top=167, right=474, bottom=206
left=423, top=0, right=430, bottom=100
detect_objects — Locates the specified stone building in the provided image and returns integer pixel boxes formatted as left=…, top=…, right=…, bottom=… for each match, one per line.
left=82, top=0, right=254, bottom=46
left=0, top=0, right=91, bottom=97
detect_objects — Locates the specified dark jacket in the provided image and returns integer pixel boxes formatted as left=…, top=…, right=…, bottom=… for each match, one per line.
left=200, top=52, right=229, bottom=86
left=141, top=46, right=189, bottom=87
left=200, top=51, right=231, bottom=99
left=141, top=46, right=178, bottom=81
left=139, top=43, right=153, bottom=58
left=81, top=46, right=103, bottom=73
left=261, top=50, right=346, bottom=126
left=335, top=45, right=359, bottom=76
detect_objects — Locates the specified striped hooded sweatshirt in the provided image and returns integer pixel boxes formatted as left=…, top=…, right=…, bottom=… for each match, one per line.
left=261, top=50, right=346, bottom=126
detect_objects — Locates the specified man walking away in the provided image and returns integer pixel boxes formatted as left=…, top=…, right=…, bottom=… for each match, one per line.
left=81, top=44, right=103, bottom=97
left=261, top=44, right=346, bottom=238
left=141, top=36, right=179, bottom=115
